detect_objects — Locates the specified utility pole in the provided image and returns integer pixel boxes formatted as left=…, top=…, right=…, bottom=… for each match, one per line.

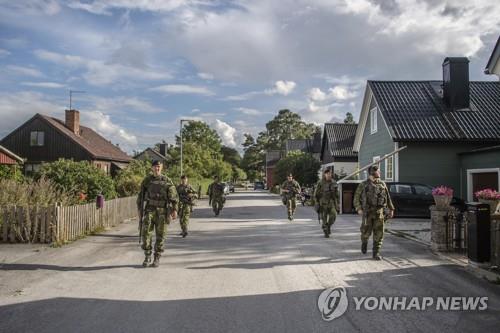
left=180, top=119, right=190, bottom=176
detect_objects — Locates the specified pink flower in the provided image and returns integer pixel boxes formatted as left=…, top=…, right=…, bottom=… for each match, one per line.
left=475, top=188, right=500, bottom=200
left=432, top=185, right=453, bottom=197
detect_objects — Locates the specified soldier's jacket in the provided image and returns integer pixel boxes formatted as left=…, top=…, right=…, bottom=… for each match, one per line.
left=137, top=174, right=179, bottom=213
left=281, top=180, right=301, bottom=199
left=207, top=182, right=225, bottom=199
left=177, top=184, right=198, bottom=205
left=314, top=179, right=339, bottom=207
left=353, top=178, right=394, bottom=212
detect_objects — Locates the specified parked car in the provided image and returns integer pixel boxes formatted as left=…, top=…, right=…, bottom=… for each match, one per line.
left=386, top=182, right=466, bottom=218
left=228, top=182, right=235, bottom=193
left=254, top=181, right=265, bottom=190
left=220, top=182, right=230, bottom=195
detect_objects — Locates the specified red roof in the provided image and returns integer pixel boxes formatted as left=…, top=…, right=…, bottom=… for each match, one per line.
left=38, top=114, right=132, bottom=163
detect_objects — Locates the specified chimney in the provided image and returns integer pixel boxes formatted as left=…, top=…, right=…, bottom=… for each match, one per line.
left=159, top=143, right=167, bottom=157
left=65, top=109, right=80, bottom=135
left=442, top=57, right=470, bottom=110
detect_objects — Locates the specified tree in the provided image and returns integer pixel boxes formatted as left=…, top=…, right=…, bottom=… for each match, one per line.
left=273, top=151, right=321, bottom=187
left=262, top=109, right=318, bottom=150
left=176, top=121, right=222, bottom=152
left=344, top=112, right=356, bottom=124
left=115, top=160, right=151, bottom=197
left=38, top=159, right=117, bottom=202
left=221, top=146, right=241, bottom=167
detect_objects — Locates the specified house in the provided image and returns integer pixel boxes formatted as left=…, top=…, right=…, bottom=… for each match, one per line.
left=0, top=144, right=24, bottom=166
left=353, top=57, right=500, bottom=200
left=0, top=110, right=132, bottom=176
left=320, top=123, right=358, bottom=179
left=485, top=36, right=500, bottom=79
left=285, top=131, right=322, bottom=160
left=134, top=144, right=170, bottom=164
left=265, top=150, right=283, bottom=189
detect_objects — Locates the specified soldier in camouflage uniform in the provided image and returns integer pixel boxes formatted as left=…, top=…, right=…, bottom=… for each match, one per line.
left=137, top=160, right=178, bottom=267
left=314, top=169, right=339, bottom=238
left=353, top=165, right=394, bottom=260
left=176, top=175, right=198, bottom=238
left=207, top=175, right=225, bottom=216
left=281, top=173, right=301, bottom=221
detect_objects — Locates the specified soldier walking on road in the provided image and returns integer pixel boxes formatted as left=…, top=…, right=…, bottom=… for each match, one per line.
left=137, top=160, right=178, bottom=267
left=281, top=173, right=301, bottom=221
left=314, top=169, right=339, bottom=238
left=176, top=175, right=198, bottom=238
left=353, top=165, right=394, bottom=260
left=207, top=175, right=225, bottom=216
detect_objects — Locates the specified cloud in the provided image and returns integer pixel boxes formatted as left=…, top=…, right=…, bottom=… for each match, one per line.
left=212, top=119, right=237, bottom=148
left=66, top=0, right=197, bottom=15
left=233, top=107, right=264, bottom=116
left=5, top=65, right=44, bottom=78
left=34, top=49, right=172, bottom=86
left=150, top=84, right=215, bottom=96
left=89, top=96, right=163, bottom=114
left=1, top=0, right=61, bottom=16
left=0, top=49, right=11, bottom=57
left=224, top=80, right=296, bottom=101
left=21, top=81, right=66, bottom=89
left=308, top=85, right=357, bottom=102
left=198, top=72, right=214, bottom=80
left=82, top=111, right=138, bottom=152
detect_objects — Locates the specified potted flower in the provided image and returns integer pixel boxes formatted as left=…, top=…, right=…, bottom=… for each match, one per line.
left=475, top=189, right=500, bottom=215
left=432, top=186, right=453, bottom=209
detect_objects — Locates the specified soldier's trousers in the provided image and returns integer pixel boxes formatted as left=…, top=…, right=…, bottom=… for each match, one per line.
left=360, top=209, right=385, bottom=252
left=320, top=205, right=337, bottom=231
left=286, top=198, right=297, bottom=218
left=212, top=198, right=224, bottom=214
left=179, top=203, right=191, bottom=232
left=141, top=208, right=169, bottom=256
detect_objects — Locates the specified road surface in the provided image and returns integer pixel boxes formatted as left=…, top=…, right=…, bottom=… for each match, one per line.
left=1, top=191, right=499, bottom=332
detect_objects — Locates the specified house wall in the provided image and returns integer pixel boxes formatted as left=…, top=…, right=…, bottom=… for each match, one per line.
left=398, top=142, right=484, bottom=199
left=358, top=97, right=394, bottom=180
left=459, top=149, right=500, bottom=201
left=0, top=151, right=17, bottom=165
left=1, top=116, right=91, bottom=164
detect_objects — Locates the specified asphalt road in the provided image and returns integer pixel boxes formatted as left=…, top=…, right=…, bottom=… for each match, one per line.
left=1, top=191, right=499, bottom=333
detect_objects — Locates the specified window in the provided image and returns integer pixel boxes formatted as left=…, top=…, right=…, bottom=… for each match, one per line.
left=370, top=108, right=378, bottom=134
left=25, top=164, right=41, bottom=174
left=372, top=156, right=380, bottom=163
left=30, top=131, right=45, bottom=146
left=414, top=185, right=432, bottom=196
left=385, top=156, right=394, bottom=181
left=389, top=184, right=412, bottom=194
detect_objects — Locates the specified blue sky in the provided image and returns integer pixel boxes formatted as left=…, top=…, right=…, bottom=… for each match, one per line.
left=0, top=0, right=498, bottom=153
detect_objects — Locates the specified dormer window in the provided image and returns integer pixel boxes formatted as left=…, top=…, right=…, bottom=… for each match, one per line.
left=30, top=131, right=44, bottom=146
left=370, top=107, right=378, bottom=134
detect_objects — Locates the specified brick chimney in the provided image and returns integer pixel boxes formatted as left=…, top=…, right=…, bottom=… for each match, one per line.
left=442, top=57, right=470, bottom=110
left=65, top=109, right=80, bottom=135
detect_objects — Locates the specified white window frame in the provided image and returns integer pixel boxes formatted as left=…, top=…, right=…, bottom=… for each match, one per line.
left=372, top=156, right=380, bottom=163
left=370, top=107, right=378, bottom=134
left=385, top=156, right=394, bottom=181
left=466, top=168, right=500, bottom=202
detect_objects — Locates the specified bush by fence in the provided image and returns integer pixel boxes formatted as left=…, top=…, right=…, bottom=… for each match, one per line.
left=0, top=196, right=137, bottom=245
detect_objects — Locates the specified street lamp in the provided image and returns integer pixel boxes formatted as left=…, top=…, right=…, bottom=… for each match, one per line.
left=180, top=119, right=191, bottom=176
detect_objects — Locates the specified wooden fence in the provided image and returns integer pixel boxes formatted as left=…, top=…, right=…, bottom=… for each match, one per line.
left=0, top=196, right=137, bottom=245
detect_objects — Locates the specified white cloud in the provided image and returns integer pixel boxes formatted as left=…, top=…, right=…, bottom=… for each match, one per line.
left=233, top=107, right=263, bottom=116
left=198, top=72, right=214, bottom=80
left=0, top=49, right=11, bottom=57
left=308, top=85, right=357, bottom=102
left=266, top=80, right=296, bottom=96
left=150, top=84, right=215, bottom=96
left=66, top=0, right=197, bottom=15
left=21, top=81, right=66, bottom=89
left=90, top=96, right=163, bottom=114
left=82, top=111, right=138, bottom=152
left=1, top=0, right=61, bottom=16
left=212, top=119, right=237, bottom=148
left=34, top=49, right=171, bottom=86
left=5, top=65, right=44, bottom=78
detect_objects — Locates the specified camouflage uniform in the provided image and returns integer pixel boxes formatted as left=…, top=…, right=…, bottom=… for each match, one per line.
left=353, top=178, right=394, bottom=256
left=207, top=182, right=225, bottom=216
left=314, top=178, right=339, bottom=237
left=137, top=174, right=178, bottom=261
left=281, top=179, right=301, bottom=220
left=176, top=183, right=197, bottom=236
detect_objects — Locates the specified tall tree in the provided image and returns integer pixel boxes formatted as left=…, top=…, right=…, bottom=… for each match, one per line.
left=221, top=146, right=241, bottom=167
left=176, top=121, right=222, bottom=152
left=273, top=151, right=321, bottom=187
left=343, top=112, right=356, bottom=124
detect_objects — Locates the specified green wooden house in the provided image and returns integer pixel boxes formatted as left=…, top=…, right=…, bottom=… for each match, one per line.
left=353, top=57, right=500, bottom=200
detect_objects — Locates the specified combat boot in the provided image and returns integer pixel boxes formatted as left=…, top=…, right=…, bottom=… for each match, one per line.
left=372, top=247, right=382, bottom=260
left=182, top=231, right=188, bottom=238
left=361, top=242, right=367, bottom=254
left=142, top=255, right=151, bottom=267
left=152, top=254, right=160, bottom=267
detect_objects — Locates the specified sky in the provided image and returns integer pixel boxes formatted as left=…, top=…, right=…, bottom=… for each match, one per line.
left=0, top=0, right=499, bottom=154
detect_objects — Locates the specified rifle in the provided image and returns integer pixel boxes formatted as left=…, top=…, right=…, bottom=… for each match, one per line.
left=138, top=189, right=146, bottom=244
left=317, top=204, right=321, bottom=225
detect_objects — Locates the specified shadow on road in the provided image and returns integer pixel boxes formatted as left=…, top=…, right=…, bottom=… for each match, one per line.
left=0, top=263, right=143, bottom=271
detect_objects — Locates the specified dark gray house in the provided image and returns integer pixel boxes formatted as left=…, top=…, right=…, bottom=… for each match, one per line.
left=353, top=57, right=500, bottom=200
left=134, top=144, right=170, bottom=164
left=285, top=131, right=322, bottom=161
left=320, top=123, right=358, bottom=178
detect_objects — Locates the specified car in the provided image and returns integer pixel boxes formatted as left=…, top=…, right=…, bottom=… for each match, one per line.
left=386, top=182, right=466, bottom=218
left=228, top=182, right=235, bottom=193
left=220, top=182, right=230, bottom=195
left=254, top=181, right=265, bottom=190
